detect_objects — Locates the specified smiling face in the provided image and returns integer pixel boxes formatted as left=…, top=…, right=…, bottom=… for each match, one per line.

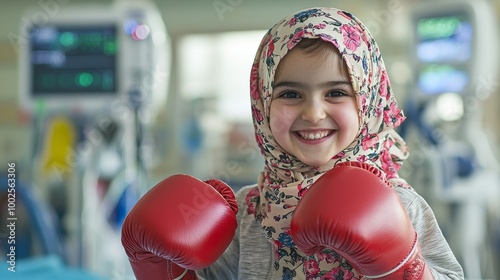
left=269, top=40, right=360, bottom=167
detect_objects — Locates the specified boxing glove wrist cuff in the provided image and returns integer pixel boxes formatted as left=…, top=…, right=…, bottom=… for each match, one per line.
left=363, top=236, right=419, bottom=279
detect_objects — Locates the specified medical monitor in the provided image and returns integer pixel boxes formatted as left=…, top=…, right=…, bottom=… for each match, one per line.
left=19, top=3, right=170, bottom=115
left=412, top=0, right=498, bottom=99
left=414, top=10, right=473, bottom=96
left=30, top=25, right=118, bottom=96
left=18, top=5, right=123, bottom=113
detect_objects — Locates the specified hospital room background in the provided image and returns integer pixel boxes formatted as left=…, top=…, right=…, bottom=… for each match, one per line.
left=0, top=0, right=499, bottom=279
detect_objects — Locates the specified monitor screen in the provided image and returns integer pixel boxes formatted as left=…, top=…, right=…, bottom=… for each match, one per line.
left=415, top=13, right=473, bottom=95
left=30, top=25, right=118, bottom=96
left=416, top=15, right=473, bottom=63
left=418, top=64, right=469, bottom=95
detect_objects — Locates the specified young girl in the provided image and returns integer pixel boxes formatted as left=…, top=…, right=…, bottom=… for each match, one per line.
left=122, top=7, right=464, bottom=280
left=198, top=7, right=463, bottom=279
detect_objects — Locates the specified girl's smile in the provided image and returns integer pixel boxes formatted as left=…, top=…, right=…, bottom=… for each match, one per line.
left=295, top=129, right=335, bottom=142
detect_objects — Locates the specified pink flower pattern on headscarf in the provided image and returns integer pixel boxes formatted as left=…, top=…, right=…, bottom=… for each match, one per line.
left=341, top=24, right=362, bottom=51
left=245, top=7, right=410, bottom=279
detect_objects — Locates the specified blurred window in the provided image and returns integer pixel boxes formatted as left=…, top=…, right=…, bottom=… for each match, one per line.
left=178, top=30, right=266, bottom=123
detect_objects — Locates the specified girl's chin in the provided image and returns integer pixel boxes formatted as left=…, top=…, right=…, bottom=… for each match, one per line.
left=294, top=147, right=338, bottom=167
left=298, top=156, right=332, bottom=167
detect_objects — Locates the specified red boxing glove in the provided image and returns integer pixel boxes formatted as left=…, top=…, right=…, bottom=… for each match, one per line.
left=290, top=162, right=433, bottom=279
left=121, top=175, right=238, bottom=280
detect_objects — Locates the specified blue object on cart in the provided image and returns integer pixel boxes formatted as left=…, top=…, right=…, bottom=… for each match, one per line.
left=0, top=177, right=105, bottom=279
left=0, top=255, right=105, bottom=280
left=0, top=177, right=63, bottom=258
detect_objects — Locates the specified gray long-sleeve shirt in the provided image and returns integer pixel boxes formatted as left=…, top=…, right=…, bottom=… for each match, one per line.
left=197, top=185, right=464, bottom=280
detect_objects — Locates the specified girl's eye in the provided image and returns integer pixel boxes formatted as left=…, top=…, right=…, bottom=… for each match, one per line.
left=279, top=91, right=300, bottom=99
left=326, top=90, right=346, bottom=97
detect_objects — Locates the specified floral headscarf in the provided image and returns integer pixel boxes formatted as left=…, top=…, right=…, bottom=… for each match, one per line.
left=245, top=7, right=410, bottom=279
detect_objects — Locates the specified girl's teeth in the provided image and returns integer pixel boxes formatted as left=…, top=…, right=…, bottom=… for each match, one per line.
left=299, top=131, right=329, bottom=140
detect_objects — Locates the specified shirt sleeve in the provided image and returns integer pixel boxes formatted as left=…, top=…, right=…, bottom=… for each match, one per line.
left=195, top=241, right=239, bottom=280
left=395, top=187, right=465, bottom=280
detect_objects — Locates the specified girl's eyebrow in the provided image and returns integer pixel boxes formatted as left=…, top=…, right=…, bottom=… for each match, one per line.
left=273, top=80, right=351, bottom=89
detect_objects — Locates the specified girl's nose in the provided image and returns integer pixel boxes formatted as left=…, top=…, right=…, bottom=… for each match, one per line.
left=301, top=100, right=326, bottom=124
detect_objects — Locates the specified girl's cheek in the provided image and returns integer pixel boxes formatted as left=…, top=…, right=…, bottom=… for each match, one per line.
left=270, top=106, right=292, bottom=135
